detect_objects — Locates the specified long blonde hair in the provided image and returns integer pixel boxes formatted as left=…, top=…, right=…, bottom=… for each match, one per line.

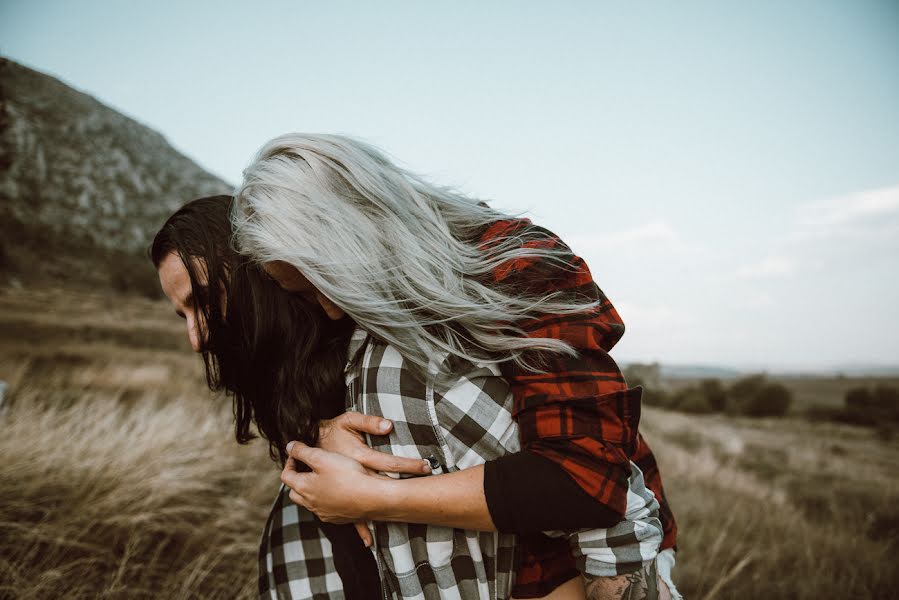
left=232, top=133, right=596, bottom=374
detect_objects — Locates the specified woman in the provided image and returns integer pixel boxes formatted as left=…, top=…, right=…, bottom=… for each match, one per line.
left=231, top=134, right=680, bottom=599
left=152, top=195, right=675, bottom=598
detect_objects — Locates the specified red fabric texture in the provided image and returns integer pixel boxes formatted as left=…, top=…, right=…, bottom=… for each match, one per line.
left=480, top=218, right=678, bottom=597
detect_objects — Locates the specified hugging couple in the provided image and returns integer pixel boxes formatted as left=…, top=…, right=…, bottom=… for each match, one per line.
left=151, top=133, right=681, bottom=600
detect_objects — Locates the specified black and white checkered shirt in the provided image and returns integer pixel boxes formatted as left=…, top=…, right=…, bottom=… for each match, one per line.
left=259, top=329, right=663, bottom=599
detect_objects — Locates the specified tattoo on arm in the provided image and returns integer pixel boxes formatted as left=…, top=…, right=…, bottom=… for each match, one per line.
left=583, top=560, right=659, bottom=600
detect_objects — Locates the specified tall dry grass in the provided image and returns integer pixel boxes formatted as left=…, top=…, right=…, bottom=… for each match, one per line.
left=0, top=383, right=279, bottom=600
left=641, top=410, right=899, bottom=599
left=0, top=287, right=282, bottom=599
left=1, top=286, right=898, bottom=599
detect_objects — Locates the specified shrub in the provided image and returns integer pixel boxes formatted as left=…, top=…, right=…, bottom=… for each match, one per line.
left=742, top=382, right=792, bottom=417
left=872, top=385, right=899, bottom=419
left=845, top=386, right=873, bottom=409
left=729, top=374, right=767, bottom=403
left=674, top=388, right=715, bottom=414
left=698, top=378, right=728, bottom=412
left=843, top=384, right=899, bottom=425
left=728, top=375, right=792, bottom=417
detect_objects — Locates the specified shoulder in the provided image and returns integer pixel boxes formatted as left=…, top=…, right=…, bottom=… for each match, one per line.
left=359, top=337, right=509, bottom=402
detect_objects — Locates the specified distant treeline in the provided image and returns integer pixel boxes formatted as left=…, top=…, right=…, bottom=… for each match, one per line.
left=625, top=362, right=899, bottom=438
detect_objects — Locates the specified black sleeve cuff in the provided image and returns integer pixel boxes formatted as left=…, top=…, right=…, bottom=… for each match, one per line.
left=483, top=450, right=624, bottom=534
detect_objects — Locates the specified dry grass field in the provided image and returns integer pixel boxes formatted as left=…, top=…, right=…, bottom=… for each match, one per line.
left=1, top=285, right=897, bottom=599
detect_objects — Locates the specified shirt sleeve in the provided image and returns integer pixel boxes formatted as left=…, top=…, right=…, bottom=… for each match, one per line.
left=482, top=218, right=678, bottom=549
left=483, top=450, right=623, bottom=533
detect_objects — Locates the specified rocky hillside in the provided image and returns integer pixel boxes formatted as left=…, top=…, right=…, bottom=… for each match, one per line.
left=0, top=57, right=231, bottom=292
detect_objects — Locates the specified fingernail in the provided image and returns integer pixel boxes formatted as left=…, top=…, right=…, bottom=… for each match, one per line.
left=423, top=459, right=432, bottom=472
left=286, top=441, right=295, bottom=452
left=380, top=420, right=391, bottom=432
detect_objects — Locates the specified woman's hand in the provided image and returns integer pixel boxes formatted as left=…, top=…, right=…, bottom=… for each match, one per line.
left=281, top=441, right=398, bottom=546
left=318, top=412, right=431, bottom=475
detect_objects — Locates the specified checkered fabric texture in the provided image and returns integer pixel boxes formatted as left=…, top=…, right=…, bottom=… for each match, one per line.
left=347, top=339, right=520, bottom=600
left=258, top=483, right=345, bottom=599
left=544, top=462, right=663, bottom=577
left=259, top=329, right=665, bottom=598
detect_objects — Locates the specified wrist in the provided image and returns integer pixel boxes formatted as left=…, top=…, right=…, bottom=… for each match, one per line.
left=363, top=475, right=401, bottom=521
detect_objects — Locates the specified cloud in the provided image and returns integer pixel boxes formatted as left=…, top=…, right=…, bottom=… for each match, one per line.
left=565, top=220, right=699, bottom=255
left=795, top=184, right=899, bottom=230
left=735, top=255, right=796, bottom=280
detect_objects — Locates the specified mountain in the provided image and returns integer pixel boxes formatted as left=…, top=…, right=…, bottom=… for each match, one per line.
left=0, top=57, right=231, bottom=292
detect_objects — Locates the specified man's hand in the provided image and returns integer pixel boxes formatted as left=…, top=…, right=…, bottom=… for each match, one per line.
left=318, top=412, right=431, bottom=475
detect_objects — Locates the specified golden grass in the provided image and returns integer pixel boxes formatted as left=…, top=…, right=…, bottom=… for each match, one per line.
left=641, top=410, right=899, bottom=599
left=0, top=384, right=278, bottom=599
left=1, top=286, right=897, bottom=598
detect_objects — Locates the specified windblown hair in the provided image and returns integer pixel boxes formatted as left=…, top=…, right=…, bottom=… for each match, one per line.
left=150, top=195, right=354, bottom=464
left=232, top=134, right=598, bottom=375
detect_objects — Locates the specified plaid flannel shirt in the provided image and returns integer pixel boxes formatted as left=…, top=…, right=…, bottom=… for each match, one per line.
left=352, top=335, right=522, bottom=599
left=479, top=218, right=678, bottom=598
left=259, top=484, right=347, bottom=599
left=261, top=328, right=664, bottom=599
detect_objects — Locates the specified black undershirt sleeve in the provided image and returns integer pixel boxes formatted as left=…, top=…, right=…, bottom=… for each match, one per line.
left=483, top=450, right=623, bottom=534
left=315, top=520, right=382, bottom=599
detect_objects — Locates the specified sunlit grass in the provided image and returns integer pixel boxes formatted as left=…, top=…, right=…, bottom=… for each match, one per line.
left=1, top=286, right=897, bottom=598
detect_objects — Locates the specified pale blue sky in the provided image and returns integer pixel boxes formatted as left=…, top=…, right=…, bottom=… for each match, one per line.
left=3, top=1, right=898, bottom=370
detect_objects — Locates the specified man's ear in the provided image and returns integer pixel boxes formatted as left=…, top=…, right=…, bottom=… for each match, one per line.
left=316, top=292, right=346, bottom=320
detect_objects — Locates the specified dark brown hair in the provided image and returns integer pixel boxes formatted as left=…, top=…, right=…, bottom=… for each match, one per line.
left=150, top=195, right=353, bottom=464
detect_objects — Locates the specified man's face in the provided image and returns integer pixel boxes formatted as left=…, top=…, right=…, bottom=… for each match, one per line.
left=157, top=252, right=208, bottom=353
left=262, top=260, right=346, bottom=321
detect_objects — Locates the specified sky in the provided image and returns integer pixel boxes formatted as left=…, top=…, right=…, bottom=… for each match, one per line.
left=3, top=1, right=898, bottom=371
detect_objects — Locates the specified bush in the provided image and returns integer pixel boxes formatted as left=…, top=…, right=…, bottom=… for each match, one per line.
left=843, top=384, right=899, bottom=425
left=741, top=382, right=792, bottom=417
left=673, top=388, right=715, bottom=414
left=698, top=378, right=728, bottom=411
left=728, top=375, right=792, bottom=417
left=729, top=374, right=767, bottom=403
left=845, top=386, right=873, bottom=409
left=872, top=385, right=899, bottom=419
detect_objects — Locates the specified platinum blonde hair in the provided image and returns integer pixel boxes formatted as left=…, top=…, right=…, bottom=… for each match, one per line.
left=232, top=133, right=597, bottom=374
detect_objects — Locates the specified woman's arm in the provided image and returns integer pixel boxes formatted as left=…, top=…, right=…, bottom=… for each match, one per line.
left=281, top=440, right=492, bottom=530
left=284, top=439, right=623, bottom=533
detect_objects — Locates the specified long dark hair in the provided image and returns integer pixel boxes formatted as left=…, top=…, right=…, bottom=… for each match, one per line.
left=150, top=195, right=354, bottom=464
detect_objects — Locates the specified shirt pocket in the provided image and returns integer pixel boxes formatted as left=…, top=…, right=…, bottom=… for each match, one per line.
left=431, top=359, right=520, bottom=471
left=355, top=342, right=453, bottom=476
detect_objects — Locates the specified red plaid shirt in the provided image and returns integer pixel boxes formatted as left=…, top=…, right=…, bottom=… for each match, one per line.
left=480, top=218, right=677, bottom=598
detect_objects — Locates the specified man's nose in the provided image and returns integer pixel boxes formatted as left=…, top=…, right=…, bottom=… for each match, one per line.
left=187, top=318, right=202, bottom=353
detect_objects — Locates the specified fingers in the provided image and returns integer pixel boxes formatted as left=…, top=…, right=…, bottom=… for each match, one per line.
left=357, top=447, right=431, bottom=475
left=354, top=521, right=373, bottom=548
left=286, top=440, right=324, bottom=469
left=287, top=488, right=311, bottom=510
left=341, top=411, right=393, bottom=435
left=280, top=464, right=307, bottom=491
